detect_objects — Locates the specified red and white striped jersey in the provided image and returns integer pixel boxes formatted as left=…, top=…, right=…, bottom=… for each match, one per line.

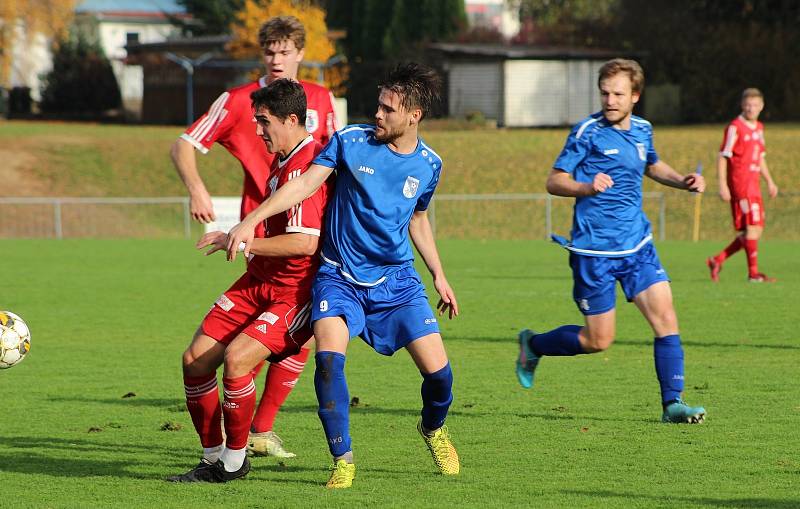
left=247, top=136, right=330, bottom=288
left=180, top=77, right=338, bottom=227
left=719, top=115, right=765, bottom=198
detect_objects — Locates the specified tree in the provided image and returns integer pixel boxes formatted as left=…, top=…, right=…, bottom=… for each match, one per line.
left=39, top=31, right=121, bottom=116
left=225, top=0, right=345, bottom=93
left=0, top=0, right=76, bottom=89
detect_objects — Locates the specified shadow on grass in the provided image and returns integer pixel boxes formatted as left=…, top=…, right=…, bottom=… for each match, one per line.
left=450, top=336, right=800, bottom=350
left=45, top=396, right=186, bottom=409
left=561, top=489, right=800, bottom=508
left=512, top=412, right=656, bottom=424
left=275, top=404, right=486, bottom=418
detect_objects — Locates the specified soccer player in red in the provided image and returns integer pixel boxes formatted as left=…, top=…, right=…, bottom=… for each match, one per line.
left=707, top=88, right=779, bottom=282
left=170, top=16, right=338, bottom=457
left=168, top=79, right=329, bottom=483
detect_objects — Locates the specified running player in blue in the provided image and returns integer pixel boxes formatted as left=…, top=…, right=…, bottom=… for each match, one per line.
left=516, top=58, right=707, bottom=424
left=226, top=63, right=460, bottom=488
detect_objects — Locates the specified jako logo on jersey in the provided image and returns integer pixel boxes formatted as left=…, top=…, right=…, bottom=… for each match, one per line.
left=579, top=299, right=590, bottom=311
left=305, top=109, right=319, bottom=133
left=403, top=176, right=420, bottom=198
left=216, top=294, right=235, bottom=312
left=636, top=143, right=646, bottom=161
left=357, top=165, right=375, bottom=175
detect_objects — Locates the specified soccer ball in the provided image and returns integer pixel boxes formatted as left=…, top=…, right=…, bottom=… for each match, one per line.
left=0, top=311, right=31, bottom=369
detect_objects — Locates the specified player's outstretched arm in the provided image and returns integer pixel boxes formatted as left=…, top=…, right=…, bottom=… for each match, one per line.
left=170, top=138, right=215, bottom=223
left=199, top=230, right=318, bottom=258
left=646, top=160, right=705, bottom=192
left=760, top=156, right=778, bottom=198
left=717, top=155, right=731, bottom=201
left=546, top=168, right=612, bottom=197
left=226, top=163, right=333, bottom=261
left=409, top=210, right=459, bottom=319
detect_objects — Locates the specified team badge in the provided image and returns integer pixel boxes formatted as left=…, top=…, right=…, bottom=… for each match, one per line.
left=636, top=142, right=646, bottom=161
left=268, top=175, right=278, bottom=194
left=305, top=109, right=319, bottom=133
left=403, top=176, right=420, bottom=198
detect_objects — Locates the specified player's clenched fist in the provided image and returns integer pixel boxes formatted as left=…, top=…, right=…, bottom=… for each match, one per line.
left=591, top=173, right=614, bottom=194
left=683, top=173, right=706, bottom=193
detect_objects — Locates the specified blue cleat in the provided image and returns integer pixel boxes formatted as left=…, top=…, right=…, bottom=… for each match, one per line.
left=662, top=400, right=706, bottom=424
left=516, top=329, right=540, bottom=389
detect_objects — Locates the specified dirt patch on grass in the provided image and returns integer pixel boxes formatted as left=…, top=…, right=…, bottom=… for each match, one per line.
left=0, top=149, right=50, bottom=196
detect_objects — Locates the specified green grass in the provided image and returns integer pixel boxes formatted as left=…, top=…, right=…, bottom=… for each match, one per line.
left=2, top=120, right=799, bottom=239
left=1, top=239, right=798, bottom=508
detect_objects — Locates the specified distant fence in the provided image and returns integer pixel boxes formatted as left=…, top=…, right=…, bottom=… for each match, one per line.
left=0, top=197, right=191, bottom=239
left=1, top=192, right=798, bottom=240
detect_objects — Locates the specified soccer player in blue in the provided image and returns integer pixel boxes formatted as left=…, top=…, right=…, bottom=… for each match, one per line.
left=516, top=58, right=707, bottom=424
left=226, top=62, right=460, bottom=488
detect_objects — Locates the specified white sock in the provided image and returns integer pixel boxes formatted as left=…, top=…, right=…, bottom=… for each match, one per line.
left=220, top=447, right=247, bottom=472
left=203, top=445, right=223, bottom=463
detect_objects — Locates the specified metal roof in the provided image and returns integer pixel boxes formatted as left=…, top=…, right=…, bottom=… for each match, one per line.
left=429, top=43, right=623, bottom=60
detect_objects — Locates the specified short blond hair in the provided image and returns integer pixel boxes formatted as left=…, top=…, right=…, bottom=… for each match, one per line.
left=258, top=16, right=305, bottom=51
left=741, top=88, right=764, bottom=101
left=598, top=58, right=645, bottom=94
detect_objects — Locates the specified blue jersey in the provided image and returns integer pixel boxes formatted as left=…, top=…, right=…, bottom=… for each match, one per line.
left=313, top=124, right=442, bottom=286
left=553, top=112, right=659, bottom=257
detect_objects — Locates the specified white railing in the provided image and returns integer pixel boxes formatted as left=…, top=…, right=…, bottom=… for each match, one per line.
left=428, top=192, right=666, bottom=241
left=0, top=193, right=666, bottom=240
left=0, top=197, right=192, bottom=238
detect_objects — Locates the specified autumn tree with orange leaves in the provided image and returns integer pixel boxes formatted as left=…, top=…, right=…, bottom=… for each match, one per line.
left=227, top=0, right=346, bottom=95
left=0, top=0, right=76, bottom=88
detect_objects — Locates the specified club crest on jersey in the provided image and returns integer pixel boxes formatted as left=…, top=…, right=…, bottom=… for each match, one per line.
left=305, top=109, right=319, bottom=133
left=403, top=176, right=420, bottom=198
left=636, top=143, right=646, bottom=161
left=268, top=175, right=279, bottom=194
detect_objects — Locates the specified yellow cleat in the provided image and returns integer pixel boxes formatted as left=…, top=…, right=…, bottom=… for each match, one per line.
left=247, top=431, right=297, bottom=458
left=325, top=459, right=356, bottom=489
left=417, top=420, right=460, bottom=475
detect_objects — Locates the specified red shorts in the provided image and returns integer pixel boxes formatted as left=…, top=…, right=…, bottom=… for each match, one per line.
left=201, top=271, right=312, bottom=361
left=731, top=195, right=765, bottom=230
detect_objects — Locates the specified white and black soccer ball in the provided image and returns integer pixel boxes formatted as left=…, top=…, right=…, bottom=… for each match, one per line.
left=0, top=311, right=31, bottom=369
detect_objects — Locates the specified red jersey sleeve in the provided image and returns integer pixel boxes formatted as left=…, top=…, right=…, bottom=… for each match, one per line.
left=719, top=122, right=737, bottom=158
left=180, top=91, right=239, bottom=153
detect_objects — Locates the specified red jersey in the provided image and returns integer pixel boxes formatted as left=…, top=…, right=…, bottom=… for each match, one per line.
left=247, top=136, right=329, bottom=288
left=719, top=116, right=765, bottom=198
left=181, top=77, right=338, bottom=224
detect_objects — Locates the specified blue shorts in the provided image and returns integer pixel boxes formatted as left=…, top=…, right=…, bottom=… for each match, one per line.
left=570, top=242, right=670, bottom=316
left=311, top=263, right=440, bottom=356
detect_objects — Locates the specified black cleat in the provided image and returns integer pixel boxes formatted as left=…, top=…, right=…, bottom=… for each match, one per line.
left=166, top=458, right=251, bottom=483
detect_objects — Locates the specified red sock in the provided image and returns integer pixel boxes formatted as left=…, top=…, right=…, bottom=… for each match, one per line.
left=744, top=238, right=759, bottom=276
left=251, top=348, right=310, bottom=433
left=222, top=374, right=257, bottom=450
left=716, top=235, right=743, bottom=263
left=184, top=372, right=223, bottom=448
left=250, top=359, right=266, bottom=379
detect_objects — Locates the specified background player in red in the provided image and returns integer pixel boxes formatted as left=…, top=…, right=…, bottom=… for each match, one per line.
left=707, top=88, right=779, bottom=282
left=168, top=79, right=329, bottom=483
left=170, top=15, right=338, bottom=457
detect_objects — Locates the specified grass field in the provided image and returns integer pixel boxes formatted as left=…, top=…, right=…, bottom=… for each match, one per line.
left=1, top=238, right=798, bottom=508
left=2, top=120, right=799, bottom=240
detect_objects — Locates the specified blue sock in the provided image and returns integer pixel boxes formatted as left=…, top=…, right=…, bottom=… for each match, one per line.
left=314, top=351, right=351, bottom=457
left=654, top=335, right=685, bottom=405
left=530, top=325, right=584, bottom=356
left=420, top=363, right=453, bottom=431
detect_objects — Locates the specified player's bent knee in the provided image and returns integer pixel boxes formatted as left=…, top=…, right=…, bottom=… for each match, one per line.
left=582, top=332, right=615, bottom=352
left=222, top=348, right=252, bottom=378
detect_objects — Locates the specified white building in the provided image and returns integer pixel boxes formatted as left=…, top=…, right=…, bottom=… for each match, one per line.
left=464, top=0, right=520, bottom=40
left=432, top=43, right=622, bottom=127
left=73, top=0, right=188, bottom=119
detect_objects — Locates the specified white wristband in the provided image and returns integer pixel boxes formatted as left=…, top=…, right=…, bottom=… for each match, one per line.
left=237, top=242, right=246, bottom=252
